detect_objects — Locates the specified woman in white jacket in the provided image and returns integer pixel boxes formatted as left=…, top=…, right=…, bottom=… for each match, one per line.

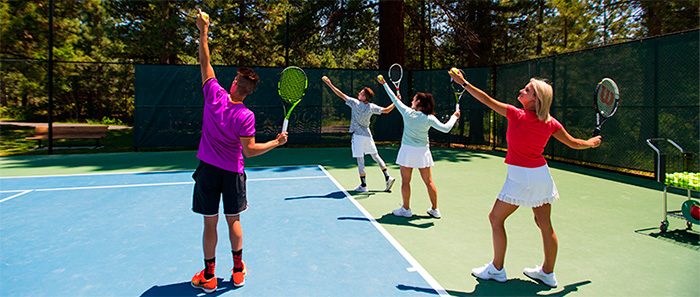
left=377, top=75, right=460, bottom=219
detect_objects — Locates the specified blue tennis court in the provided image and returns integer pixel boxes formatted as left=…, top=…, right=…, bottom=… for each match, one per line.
left=0, top=165, right=445, bottom=296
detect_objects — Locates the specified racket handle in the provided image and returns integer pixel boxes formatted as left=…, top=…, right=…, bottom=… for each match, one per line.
left=455, top=104, right=460, bottom=112
left=282, top=119, right=289, bottom=133
left=593, top=128, right=600, bottom=137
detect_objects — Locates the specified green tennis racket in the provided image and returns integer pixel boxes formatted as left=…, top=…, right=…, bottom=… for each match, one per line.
left=278, top=66, right=308, bottom=133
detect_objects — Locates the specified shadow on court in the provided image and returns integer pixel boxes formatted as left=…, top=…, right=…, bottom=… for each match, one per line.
left=338, top=213, right=436, bottom=229
left=397, top=279, right=592, bottom=296
left=635, top=227, right=700, bottom=250
left=285, top=190, right=346, bottom=200
left=140, top=278, right=237, bottom=296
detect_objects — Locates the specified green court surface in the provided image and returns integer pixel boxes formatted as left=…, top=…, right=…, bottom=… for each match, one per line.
left=1, top=147, right=698, bottom=296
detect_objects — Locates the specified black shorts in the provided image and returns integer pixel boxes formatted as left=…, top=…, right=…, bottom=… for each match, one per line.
left=192, top=161, right=248, bottom=216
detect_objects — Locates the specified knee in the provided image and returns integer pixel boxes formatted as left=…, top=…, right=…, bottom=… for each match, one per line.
left=488, top=212, right=504, bottom=227
left=534, top=216, right=553, bottom=231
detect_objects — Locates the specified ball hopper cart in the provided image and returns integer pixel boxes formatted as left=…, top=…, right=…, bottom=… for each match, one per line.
left=646, top=138, right=699, bottom=232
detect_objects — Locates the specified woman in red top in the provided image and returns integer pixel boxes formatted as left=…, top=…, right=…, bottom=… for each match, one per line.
left=448, top=70, right=601, bottom=287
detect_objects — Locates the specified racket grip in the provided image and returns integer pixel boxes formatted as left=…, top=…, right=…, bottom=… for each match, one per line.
left=282, top=119, right=289, bottom=133
left=455, top=104, right=460, bottom=112
left=593, top=128, right=600, bottom=137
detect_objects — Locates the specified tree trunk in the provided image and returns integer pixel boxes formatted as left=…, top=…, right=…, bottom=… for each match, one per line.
left=378, top=0, right=405, bottom=69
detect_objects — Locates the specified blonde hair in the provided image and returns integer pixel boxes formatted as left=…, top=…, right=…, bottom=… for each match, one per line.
left=529, top=78, right=553, bottom=122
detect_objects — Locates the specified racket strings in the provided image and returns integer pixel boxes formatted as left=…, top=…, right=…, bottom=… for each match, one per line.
left=279, top=71, right=307, bottom=104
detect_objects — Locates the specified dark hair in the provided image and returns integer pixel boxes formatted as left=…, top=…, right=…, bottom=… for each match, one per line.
left=235, top=67, right=259, bottom=95
left=415, top=92, right=435, bottom=115
left=361, top=87, right=374, bottom=100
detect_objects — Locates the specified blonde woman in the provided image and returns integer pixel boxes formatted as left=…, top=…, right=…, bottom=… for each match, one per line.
left=448, top=70, right=601, bottom=287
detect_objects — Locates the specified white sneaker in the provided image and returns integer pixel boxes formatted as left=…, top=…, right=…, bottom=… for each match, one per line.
left=427, top=208, right=441, bottom=218
left=384, top=177, right=396, bottom=192
left=471, top=262, right=507, bottom=283
left=354, top=185, right=368, bottom=192
left=523, top=266, right=557, bottom=287
left=392, top=206, right=413, bottom=217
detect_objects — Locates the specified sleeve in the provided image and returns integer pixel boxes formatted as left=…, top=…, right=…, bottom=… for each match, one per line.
left=369, top=103, right=383, bottom=115
left=505, top=104, right=517, bottom=120
left=345, top=97, right=359, bottom=108
left=382, top=83, right=412, bottom=116
left=428, top=114, right=458, bottom=133
left=202, top=78, right=226, bottom=105
left=549, top=116, right=563, bottom=133
left=239, top=111, right=256, bottom=138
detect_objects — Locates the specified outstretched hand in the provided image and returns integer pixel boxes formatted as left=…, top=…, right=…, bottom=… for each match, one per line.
left=448, top=68, right=467, bottom=86
left=376, top=75, right=386, bottom=85
left=196, top=9, right=210, bottom=31
left=322, top=76, right=332, bottom=86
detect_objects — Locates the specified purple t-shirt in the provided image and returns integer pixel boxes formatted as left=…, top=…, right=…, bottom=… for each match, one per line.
left=196, top=78, right=255, bottom=173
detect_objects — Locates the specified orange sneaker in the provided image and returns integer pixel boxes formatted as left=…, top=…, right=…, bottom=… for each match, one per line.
left=191, top=269, right=217, bottom=293
left=232, top=262, right=247, bottom=287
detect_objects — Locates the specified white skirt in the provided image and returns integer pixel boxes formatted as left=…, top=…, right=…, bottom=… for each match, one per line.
left=497, top=164, right=559, bottom=208
left=351, top=134, right=378, bottom=158
left=396, top=144, right=434, bottom=168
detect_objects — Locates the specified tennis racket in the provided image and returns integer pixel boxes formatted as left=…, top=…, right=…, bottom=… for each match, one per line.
left=593, top=78, right=619, bottom=136
left=278, top=66, right=308, bottom=133
left=450, top=68, right=465, bottom=112
left=388, top=63, right=403, bottom=95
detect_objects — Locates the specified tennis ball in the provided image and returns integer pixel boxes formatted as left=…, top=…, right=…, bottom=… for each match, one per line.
left=450, top=68, right=459, bottom=75
left=322, top=76, right=328, bottom=80
left=377, top=74, right=384, bottom=80
left=200, top=11, right=209, bottom=21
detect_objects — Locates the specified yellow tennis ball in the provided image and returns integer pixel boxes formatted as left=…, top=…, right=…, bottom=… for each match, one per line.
left=450, top=68, right=459, bottom=75
left=200, top=11, right=209, bottom=21
left=322, top=76, right=329, bottom=80
left=377, top=74, right=384, bottom=80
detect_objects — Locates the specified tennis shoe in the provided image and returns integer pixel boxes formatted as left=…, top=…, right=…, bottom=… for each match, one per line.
left=523, top=266, right=557, bottom=287
left=232, top=262, right=247, bottom=287
left=392, top=206, right=413, bottom=217
left=427, top=207, right=441, bottom=218
left=354, top=185, right=368, bottom=192
left=384, top=177, right=396, bottom=192
left=471, top=262, right=507, bottom=283
left=192, top=269, right=217, bottom=293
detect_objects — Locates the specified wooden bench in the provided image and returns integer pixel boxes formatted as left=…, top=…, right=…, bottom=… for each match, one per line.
left=25, top=125, right=109, bottom=147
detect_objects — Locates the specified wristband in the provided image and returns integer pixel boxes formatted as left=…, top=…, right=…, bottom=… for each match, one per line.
left=462, top=81, right=470, bottom=87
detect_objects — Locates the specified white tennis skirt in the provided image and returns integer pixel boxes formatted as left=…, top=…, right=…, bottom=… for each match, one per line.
left=351, top=134, right=378, bottom=158
left=497, top=164, right=559, bottom=208
left=396, top=144, right=434, bottom=168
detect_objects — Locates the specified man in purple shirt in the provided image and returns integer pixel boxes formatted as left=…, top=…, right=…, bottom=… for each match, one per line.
left=191, top=10, right=288, bottom=293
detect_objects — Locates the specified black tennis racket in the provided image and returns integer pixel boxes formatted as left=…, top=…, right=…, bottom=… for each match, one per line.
left=388, top=63, right=403, bottom=95
left=450, top=68, right=465, bottom=112
left=278, top=66, right=308, bottom=133
left=593, top=78, right=619, bottom=136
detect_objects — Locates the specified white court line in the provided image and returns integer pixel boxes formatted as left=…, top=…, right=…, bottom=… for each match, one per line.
left=317, top=165, right=449, bottom=296
left=0, top=190, right=32, bottom=203
left=0, top=165, right=321, bottom=179
left=0, top=175, right=327, bottom=194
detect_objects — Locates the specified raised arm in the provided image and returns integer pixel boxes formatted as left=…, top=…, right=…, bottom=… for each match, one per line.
left=321, top=76, right=349, bottom=101
left=448, top=69, right=507, bottom=117
left=552, top=128, right=601, bottom=150
left=377, top=75, right=412, bottom=115
left=197, top=9, right=215, bottom=84
left=428, top=114, right=458, bottom=133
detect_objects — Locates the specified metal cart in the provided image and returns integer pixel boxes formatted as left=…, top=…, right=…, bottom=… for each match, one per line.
left=646, top=138, right=699, bottom=232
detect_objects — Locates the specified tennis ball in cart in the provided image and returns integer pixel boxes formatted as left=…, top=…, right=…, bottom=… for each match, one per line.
left=691, top=205, right=700, bottom=220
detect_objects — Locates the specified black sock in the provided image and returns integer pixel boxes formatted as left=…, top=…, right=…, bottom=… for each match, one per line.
left=232, top=249, right=243, bottom=273
left=382, top=169, right=390, bottom=180
left=204, top=257, right=215, bottom=279
left=360, top=176, right=366, bottom=187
